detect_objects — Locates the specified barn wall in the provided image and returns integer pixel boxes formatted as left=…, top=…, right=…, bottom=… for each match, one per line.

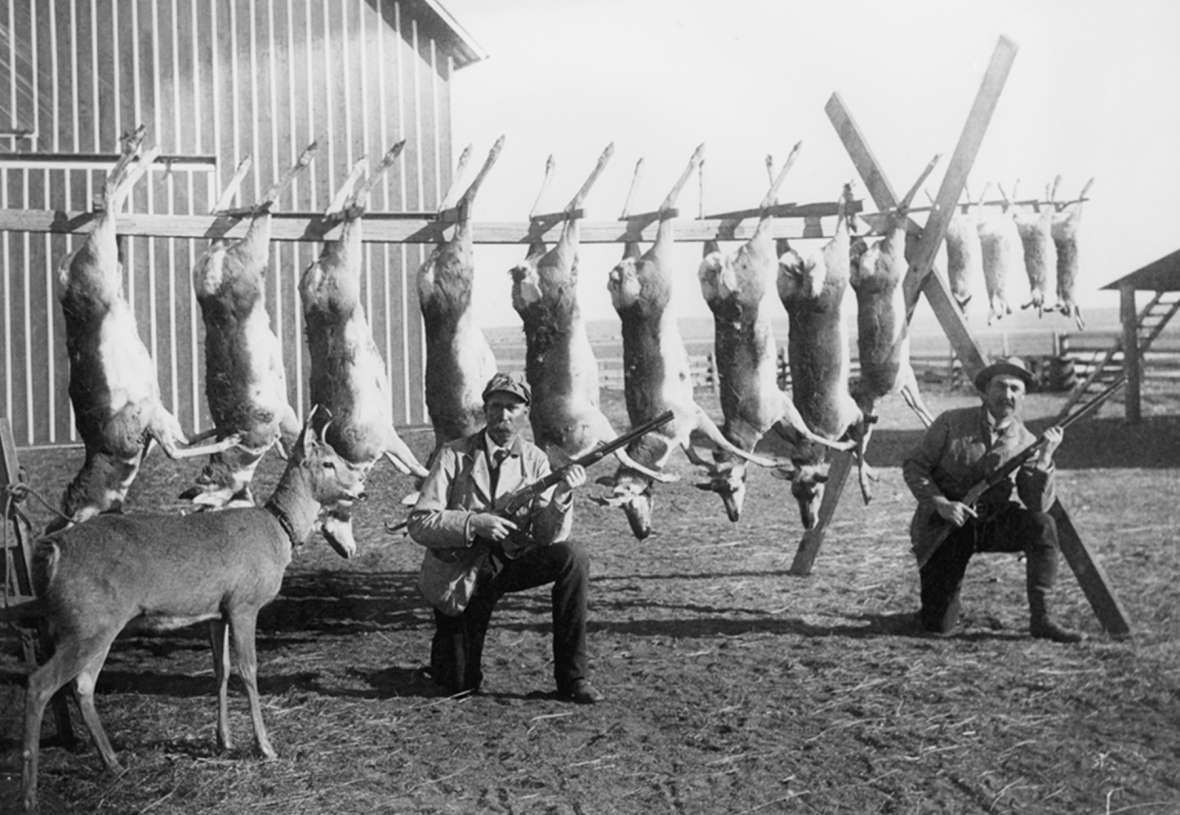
left=0, top=0, right=454, bottom=446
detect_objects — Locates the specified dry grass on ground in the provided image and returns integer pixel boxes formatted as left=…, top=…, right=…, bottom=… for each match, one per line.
left=2, top=382, right=1178, bottom=814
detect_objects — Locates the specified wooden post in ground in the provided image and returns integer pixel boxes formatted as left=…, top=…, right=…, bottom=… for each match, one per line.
left=1120, top=283, right=1141, bottom=423
left=1049, top=501, right=1132, bottom=638
left=1, top=417, right=75, bottom=746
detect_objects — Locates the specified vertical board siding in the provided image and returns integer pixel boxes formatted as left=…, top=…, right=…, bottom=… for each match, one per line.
left=0, top=0, right=452, bottom=446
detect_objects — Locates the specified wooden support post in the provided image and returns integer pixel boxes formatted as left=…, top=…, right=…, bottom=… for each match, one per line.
left=1, top=417, right=75, bottom=747
left=1120, top=283, right=1141, bottom=423
left=1049, top=501, right=1133, bottom=638
left=789, top=449, right=854, bottom=576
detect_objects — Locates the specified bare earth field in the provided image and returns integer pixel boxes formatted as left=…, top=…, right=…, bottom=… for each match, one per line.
left=2, top=382, right=1178, bottom=814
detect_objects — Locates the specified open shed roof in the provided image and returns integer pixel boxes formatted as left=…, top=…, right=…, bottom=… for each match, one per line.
left=1101, top=248, right=1180, bottom=292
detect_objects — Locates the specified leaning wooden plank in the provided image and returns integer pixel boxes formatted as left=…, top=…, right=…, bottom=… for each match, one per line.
left=788, top=449, right=854, bottom=576
left=1049, top=501, right=1133, bottom=638
left=825, top=92, right=988, bottom=376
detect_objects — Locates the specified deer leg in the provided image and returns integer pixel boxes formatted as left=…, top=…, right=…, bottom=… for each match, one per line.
left=209, top=619, right=234, bottom=752
left=22, top=636, right=113, bottom=810
left=690, top=408, right=778, bottom=468
left=71, top=637, right=121, bottom=772
left=776, top=394, right=857, bottom=452
left=899, top=383, right=935, bottom=428
left=150, top=411, right=243, bottom=460
left=855, top=423, right=875, bottom=504
left=228, top=611, right=276, bottom=760
left=383, top=429, right=429, bottom=478
left=612, top=448, right=679, bottom=484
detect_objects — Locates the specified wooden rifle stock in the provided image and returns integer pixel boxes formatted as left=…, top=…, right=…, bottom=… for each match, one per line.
left=914, top=376, right=1125, bottom=568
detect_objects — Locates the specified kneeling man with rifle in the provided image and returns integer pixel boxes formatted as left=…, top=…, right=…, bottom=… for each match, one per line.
left=903, top=356, right=1085, bottom=642
left=408, top=371, right=673, bottom=703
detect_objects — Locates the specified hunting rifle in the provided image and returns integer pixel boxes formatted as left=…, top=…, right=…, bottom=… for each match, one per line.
left=385, top=409, right=676, bottom=534
left=914, top=375, right=1126, bottom=569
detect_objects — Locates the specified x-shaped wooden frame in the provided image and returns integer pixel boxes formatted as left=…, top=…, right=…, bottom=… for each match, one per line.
left=786, top=36, right=1132, bottom=639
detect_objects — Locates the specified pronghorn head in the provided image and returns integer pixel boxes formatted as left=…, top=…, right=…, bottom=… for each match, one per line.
left=777, top=249, right=825, bottom=302
left=298, top=416, right=371, bottom=559
left=593, top=470, right=654, bottom=540
left=694, top=458, right=749, bottom=522
left=770, top=460, right=828, bottom=530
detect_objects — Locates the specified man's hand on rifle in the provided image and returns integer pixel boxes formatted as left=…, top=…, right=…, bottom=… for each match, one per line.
left=554, top=464, right=587, bottom=496
left=1036, top=425, right=1064, bottom=467
left=470, top=514, right=519, bottom=542
left=932, top=495, right=978, bottom=528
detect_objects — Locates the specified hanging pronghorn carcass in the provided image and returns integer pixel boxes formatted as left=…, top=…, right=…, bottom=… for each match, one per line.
left=775, top=184, right=867, bottom=529
left=695, top=143, right=853, bottom=521
left=509, top=145, right=674, bottom=486
left=1050, top=176, right=1093, bottom=330
left=942, top=183, right=988, bottom=312
left=182, top=143, right=316, bottom=509
left=976, top=183, right=1022, bottom=324
left=300, top=141, right=429, bottom=557
left=849, top=156, right=939, bottom=453
left=51, top=126, right=239, bottom=533
left=1010, top=180, right=1058, bottom=317
left=598, top=144, right=777, bottom=539
left=418, top=137, right=505, bottom=458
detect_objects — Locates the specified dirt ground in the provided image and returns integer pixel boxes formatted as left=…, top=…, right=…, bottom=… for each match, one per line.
left=2, top=382, right=1178, bottom=814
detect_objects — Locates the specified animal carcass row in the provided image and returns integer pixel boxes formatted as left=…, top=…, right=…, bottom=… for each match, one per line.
left=184, top=144, right=316, bottom=508
left=776, top=184, right=866, bottom=529
left=300, top=141, right=428, bottom=556
left=54, top=126, right=238, bottom=532
left=696, top=142, right=852, bottom=521
left=510, top=145, right=673, bottom=486
left=600, top=144, right=776, bottom=539
left=418, top=137, right=505, bottom=458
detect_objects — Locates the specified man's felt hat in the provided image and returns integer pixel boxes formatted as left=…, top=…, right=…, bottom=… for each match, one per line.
left=481, top=371, right=531, bottom=405
left=974, top=355, right=1035, bottom=392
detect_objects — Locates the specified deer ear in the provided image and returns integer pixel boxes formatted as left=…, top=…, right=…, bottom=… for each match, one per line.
left=815, top=473, right=829, bottom=484
left=595, top=475, right=617, bottom=488
left=694, top=481, right=715, bottom=491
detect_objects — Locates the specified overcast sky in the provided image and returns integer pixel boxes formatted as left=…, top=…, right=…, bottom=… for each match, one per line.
left=439, top=0, right=1180, bottom=329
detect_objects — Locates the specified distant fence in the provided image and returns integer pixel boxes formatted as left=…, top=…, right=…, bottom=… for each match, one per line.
left=494, top=351, right=969, bottom=393
left=1059, top=334, right=1180, bottom=382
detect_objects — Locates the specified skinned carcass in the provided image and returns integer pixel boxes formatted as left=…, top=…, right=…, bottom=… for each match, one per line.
left=417, top=137, right=505, bottom=456
left=509, top=145, right=673, bottom=485
left=1011, top=180, right=1058, bottom=317
left=849, top=156, right=939, bottom=453
left=52, top=126, right=239, bottom=533
left=598, top=144, right=777, bottom=539
left=975, top=185, right=1022, bottom=324
left=775, top=183, right=867, bottom=529
left=182, top=143, right=317, bottom=509
left=942, top=182, right=988, bottom=312
left=1051, top=177, right=1093, bottom=330
left=696, top=142, right=853, bottom=521
left=300, top=141, right=429, bottom=557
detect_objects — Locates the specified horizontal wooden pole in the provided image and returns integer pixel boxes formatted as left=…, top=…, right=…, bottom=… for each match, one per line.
left=0, top=152, right=218, bottom=170
left=0, top=205, right=877, bottom=245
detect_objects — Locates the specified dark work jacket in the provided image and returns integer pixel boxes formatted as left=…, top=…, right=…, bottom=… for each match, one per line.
left=902, top=406, right=1054, bottom=556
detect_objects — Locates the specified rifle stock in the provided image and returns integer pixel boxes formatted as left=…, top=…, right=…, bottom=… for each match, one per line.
left=914, top=375, right=1125, bottom=568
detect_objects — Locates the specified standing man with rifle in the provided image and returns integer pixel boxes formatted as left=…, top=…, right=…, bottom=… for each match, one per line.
left=903, top=356, right=1083, bottom=642
left=408, top=372, right=673, bottom=703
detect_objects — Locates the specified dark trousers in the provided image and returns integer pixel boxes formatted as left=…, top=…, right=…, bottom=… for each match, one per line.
left=430, top=540, right=589, bottom=694
left=919, top=502, right=1060, bottom=633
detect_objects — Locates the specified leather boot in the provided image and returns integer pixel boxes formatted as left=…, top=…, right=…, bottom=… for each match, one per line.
left=1026, top=545, right=1084, bottom=643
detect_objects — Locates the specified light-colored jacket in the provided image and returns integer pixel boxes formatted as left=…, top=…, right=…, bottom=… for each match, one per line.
left=902, top=405, right=1055, bottom=556
left=408, top=429, right=572, bottom=562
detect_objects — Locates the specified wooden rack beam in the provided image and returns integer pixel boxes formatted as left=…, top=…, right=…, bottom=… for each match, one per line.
left=0, top=200, right=875, bottom=246
left=0, top=152, right=218, bottom=171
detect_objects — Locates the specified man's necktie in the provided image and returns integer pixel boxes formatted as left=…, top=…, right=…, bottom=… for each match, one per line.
left=489, top=448, right=509, bottom=500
